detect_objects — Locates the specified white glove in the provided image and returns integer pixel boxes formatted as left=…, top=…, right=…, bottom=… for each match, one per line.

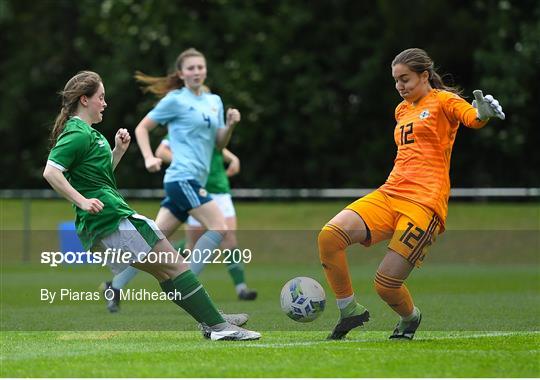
left=472, top=90, right=505, bottom=120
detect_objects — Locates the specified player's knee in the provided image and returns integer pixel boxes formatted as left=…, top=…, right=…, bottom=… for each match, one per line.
left=207, top=222, right=228, bottom=234
left=318, top=225, right=350, bottom=259
left=317, top=228, right=332, bottom=259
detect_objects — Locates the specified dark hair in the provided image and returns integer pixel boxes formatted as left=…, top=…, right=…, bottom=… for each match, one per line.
left=134, top=47, right=209, bottom=98
left=392, top=48, right=461, bottom=95
left=50, top=71, right=102, bottom=147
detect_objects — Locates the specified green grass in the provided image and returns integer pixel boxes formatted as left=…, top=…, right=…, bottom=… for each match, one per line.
left=2, top=331, right=538, bottom=377
left=2, top=199, right=539, bottom=230
left=2, top=269, right=539, bottom=378
left=1, top=200, right=539, bottom=377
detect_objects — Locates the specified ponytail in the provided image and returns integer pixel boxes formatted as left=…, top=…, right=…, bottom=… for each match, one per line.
left=50, top=108, right=70, bottom=148
left=427, top=69, right=462, bottom=96
left=134, top=47, right=207, bottom=99
left=134, top=71, right=183, bottom=99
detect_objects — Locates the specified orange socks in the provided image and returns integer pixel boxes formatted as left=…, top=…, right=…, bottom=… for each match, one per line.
left=319, top=223, right=415, bottom=319
left=374, top=271, right=414, bottom=317
left=318, top=224, right=354, bottom=299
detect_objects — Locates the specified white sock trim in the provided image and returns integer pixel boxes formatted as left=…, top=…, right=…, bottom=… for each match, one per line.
left=235, top=283, right=247, bottom=294
left=402, top=306, right=420, bottom=322
left=182, top=284, right=203, bottom=300
left=336, top=294, right=355, bottom=309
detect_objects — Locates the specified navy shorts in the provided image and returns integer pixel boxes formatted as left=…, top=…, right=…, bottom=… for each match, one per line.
left=161, top=179, right=213, bottom=222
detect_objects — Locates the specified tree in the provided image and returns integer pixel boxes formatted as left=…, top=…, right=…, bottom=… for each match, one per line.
left=1, top=0, right=537, bottom=188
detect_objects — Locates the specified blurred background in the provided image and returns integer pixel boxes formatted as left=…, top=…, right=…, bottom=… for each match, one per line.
left=1, top=0, right=539, bottom=190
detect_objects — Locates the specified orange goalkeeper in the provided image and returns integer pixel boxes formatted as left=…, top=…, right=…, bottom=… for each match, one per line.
left=318, top=48, right=505, bottom=340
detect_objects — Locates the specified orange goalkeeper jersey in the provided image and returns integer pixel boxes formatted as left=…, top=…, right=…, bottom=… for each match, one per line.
left=379, top=89, right=487, bottom=227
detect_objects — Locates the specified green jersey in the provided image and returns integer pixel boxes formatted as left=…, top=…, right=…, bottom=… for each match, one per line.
left=205, top=149, right=231, bottom=194
left=47, top=117, right=134, bottom=250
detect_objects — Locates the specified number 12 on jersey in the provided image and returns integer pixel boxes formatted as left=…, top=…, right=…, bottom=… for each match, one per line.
left=399, top=122, right=414, bottom=145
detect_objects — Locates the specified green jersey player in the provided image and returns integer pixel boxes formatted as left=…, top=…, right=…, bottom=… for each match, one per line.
left=43, top=70, right=260, bottom=341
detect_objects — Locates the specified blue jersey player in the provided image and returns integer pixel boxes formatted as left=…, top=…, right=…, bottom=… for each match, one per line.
left=128, top=51, right=242, bottom=335
left=134, top=47, right=238, bottom=255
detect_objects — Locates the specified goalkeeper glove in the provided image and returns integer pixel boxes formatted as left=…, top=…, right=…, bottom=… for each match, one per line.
left=472, top=90, right=505, bottom=120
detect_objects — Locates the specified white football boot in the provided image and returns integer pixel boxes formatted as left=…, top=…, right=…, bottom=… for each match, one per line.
left=200, top=322, right=261, bottom=341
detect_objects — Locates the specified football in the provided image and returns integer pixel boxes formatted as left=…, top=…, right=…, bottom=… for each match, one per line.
left=280, top=277, right=326, bottom=322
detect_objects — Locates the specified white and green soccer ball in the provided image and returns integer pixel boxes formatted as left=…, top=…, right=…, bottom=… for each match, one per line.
left=280, top=277, right=326, bottom=322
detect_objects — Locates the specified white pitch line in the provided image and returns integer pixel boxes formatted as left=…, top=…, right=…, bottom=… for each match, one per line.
left=2, top=331, right=537, bottom=362
left=425, top=331, right=540, bottom=341
left=248, top=341, right=328, bottom=348
left=247, top=331, right=539, bottom=348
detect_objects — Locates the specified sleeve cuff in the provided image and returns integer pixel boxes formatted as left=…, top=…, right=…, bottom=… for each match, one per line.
left=47, top=160, right=67, bottom=172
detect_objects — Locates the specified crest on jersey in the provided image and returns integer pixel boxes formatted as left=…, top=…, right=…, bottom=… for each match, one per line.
left=97, top=140, right=105, bottom=148
left=419, top=109, right=430, bottom=120
left=199, top=188, right=208, bottom=197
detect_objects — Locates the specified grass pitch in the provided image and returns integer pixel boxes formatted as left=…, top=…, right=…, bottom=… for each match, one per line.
left=1, top=200, right=539, bottom=377
left=3, top=330, right=538, bottom=377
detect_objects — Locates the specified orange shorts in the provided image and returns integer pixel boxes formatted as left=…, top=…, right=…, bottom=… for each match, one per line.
left=346, top=190, right=442, bottom=267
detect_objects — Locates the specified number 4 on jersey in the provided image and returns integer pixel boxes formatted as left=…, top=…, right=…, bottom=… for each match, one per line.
left=202, top=113, right=211, bottom=128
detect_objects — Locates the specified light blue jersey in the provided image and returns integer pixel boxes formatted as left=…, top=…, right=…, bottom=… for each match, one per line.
left=147, top=87, right=225, bottom=185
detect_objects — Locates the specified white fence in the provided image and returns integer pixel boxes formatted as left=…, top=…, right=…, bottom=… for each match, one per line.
left=2, top=187, right=539, bottom=199
left=2, top=188, right=538, bottom=262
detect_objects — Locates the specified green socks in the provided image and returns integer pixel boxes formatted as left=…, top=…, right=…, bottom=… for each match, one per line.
left=226, top=257, right=245, bottom=286
left=171, top=239, right=249, bottom=295
left=340, top=300, right=368, bottom=319
left=174, top=239, right=247, bottom=287
left=160, top=270, right=225, bottom=326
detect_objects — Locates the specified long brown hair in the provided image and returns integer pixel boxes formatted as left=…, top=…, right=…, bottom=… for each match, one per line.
left=392, top=48, right=461, bottom=95
left=134, top=47, right=209, bottom=98
left=50, top=71, right=102, bottom=147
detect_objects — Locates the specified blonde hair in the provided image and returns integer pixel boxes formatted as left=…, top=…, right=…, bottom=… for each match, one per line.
left=134, top=48, right=209, bottom=98
left=392, top=48, right=461, bottom=95
left=50, top=71, right=102, bottom=147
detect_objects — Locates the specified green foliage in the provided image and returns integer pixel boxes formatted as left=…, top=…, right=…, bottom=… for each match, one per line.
left=1, top=0, right=538, bottom=188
